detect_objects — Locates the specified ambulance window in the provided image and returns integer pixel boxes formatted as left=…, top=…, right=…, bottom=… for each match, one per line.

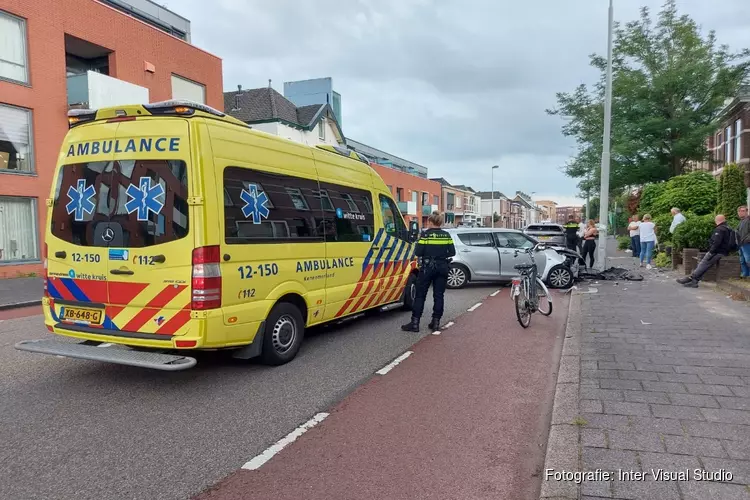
left=378, top=195, right=408, bottom=241
left=223, top=166, right=324, bottom=244
left=318, top=182, right=375, bottom=243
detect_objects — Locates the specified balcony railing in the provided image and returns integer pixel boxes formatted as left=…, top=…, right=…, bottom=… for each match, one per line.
left=67, top=70, right=149, bottom=109
left=397, top=201, right=417, bottom=215
left=422, top=204, right=439, bottom=216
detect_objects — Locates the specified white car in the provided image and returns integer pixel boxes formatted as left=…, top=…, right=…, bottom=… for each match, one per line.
left=444, top=227, right=577, bottom=289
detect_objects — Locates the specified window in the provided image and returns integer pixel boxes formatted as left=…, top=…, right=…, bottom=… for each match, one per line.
left=319, top=182, right=375, bottom=242
left=51, top=160, right=189, bottom=248
left=725, top=126, right=732, bottom=161
left=285, top=187, right=310, bottom=210
left=457, top=232, right=493, bottom=247
left=494, top=232, right=533, bottom=249
left=379, top=195, right=408, bottom=240
left=171, top=74, right=206, bottom=104
left=313, top=189, right=334, bottom=211
left=433, top=195, right=439, bottom=206
left=421, top=192, right=429, bottom=206
left=318, top=120, right=325, bottom=141
left=411, top=191, right=417, bottom=203
left=447, top=192, right=455, bottom=210
left=0, top=11, right=28, bottom=84
left=0, top=104, right=33, bottom=172
left=396, top=187, right=404, bottom=202
left=0, top=196, right=38, bottom=262
left=735, top=119, right=742, bottom=163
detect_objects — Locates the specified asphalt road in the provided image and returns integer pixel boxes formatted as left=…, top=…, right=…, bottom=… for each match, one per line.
left=1, top=284, right=499, bottom=500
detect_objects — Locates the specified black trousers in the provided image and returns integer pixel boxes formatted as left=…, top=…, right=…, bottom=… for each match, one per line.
left=692, top=253, right=723, bottom=281
left=412, top=262, right=449, bottom=320
left=582, top=239, right=596, bottom=268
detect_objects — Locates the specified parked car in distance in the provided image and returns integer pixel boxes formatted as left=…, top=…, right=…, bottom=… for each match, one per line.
left=523, top=223, right=566, bottom=246
left=444, top=228, right=575, bottom=289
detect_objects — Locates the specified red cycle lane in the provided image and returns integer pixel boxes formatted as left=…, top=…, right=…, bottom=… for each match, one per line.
left=194, top=290, right=569, bottom=500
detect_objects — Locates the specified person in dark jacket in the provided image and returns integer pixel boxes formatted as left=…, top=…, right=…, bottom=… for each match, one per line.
left=401, top=211, right=456, bottom=332
left=563, top=215, right=579, bottom=252
left=677, top=215, right=731, bottom=288
left=738, top=206, right=750, bottom=278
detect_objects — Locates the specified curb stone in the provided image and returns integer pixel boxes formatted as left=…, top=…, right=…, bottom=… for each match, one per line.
left=539, top=291, right=582, bottom=500
left=0, top=300, right=42, bottom=311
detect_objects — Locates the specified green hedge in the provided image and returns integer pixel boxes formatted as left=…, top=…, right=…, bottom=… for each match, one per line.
left=617, top=235, right=631, bottom=250
left=672, top=214, right=715, bottom=251
left=717, top=164, right=746, bottom=217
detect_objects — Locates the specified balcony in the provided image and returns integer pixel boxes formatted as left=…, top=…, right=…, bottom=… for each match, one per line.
left=397, top=201, right=417, bottom=216
left=67, top=71, right=149, bottom=110
left=422, top=204, right=439, bottom=216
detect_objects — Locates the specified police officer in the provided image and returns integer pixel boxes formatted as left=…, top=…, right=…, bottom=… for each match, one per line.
left=563, top=215, right=580, bottom=252
left=401, top=211, right=456, bottom=332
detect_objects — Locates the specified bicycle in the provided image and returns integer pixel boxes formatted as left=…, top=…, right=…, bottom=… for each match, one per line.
left=510, top=243, right=553, bottom=328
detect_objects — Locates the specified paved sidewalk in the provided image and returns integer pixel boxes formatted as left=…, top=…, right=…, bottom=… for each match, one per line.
left=0, top=277, right=42, bottom=309
left=542, top=243, right=750, bottom=500
left=195, top=290, right=570, bottom=500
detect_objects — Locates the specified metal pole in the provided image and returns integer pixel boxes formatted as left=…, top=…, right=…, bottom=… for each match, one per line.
left=596, top=0, right=614, bottom=272
left=585, top=172, right=591, bottom=221
left=491, top=165, right=498, bottom=228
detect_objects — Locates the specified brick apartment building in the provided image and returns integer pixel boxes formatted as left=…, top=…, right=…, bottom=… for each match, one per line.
left=0, top=0, right=222, bottom=277
left=691, top=87, right=749, bottom=185
left=556, top=206, right=584, bottom=225
left=372, top=165, right=441, bottom=228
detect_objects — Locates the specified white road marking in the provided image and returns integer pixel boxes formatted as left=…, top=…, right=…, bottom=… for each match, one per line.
left=376, top=351, right=413, bottom=375
left=443, top=321, right=455, bottom=329
left=98, top=343, right=113, bottom=348
left=490, top=290, right=500, bottom=297
left=242, top=412, right=329, bottom=470
left=431, top=331, right=441, bottom=335
left=640, top=320, right=652, bottom=325
left=467, top=302, right=482, bottom=312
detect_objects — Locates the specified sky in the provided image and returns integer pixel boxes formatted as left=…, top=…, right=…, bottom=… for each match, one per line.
left=167, top=0, right=748, bottom=208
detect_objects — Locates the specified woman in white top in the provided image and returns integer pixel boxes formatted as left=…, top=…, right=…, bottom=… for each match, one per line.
left=639, top=214, right=657, bottom=268
left=627, top=215, right=641, bottom=258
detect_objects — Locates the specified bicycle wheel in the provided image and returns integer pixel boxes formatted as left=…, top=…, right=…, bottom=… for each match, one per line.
left=515, top=290, right=531, bottom=328
left=536, top=288, right=553, bottom=316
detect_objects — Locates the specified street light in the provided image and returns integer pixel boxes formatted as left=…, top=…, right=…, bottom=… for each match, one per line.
left=596, top=0, right=614, bottom=272
left=491, top=165, right=499, bottom=228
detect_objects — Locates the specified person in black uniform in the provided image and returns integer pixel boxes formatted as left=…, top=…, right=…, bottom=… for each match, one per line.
left=401, top=211, right=456, bottom=332
left=563, top=215, right=580, bottom=252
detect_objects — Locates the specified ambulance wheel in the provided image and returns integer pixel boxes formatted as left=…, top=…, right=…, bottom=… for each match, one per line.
left=260, top=302, right=305, bottom=366
left=401, top=273, right=418, bottom=311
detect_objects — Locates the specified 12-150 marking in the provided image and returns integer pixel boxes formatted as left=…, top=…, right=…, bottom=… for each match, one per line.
left=72, top=253, right=101, bottom=263
left=238, top=263, right=279, bottom=279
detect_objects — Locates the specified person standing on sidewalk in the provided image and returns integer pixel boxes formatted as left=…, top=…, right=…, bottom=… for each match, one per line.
left=628, top=215, right=641, bottom=259
left=738, top=205, right=750, bottom=278
left=581, top=219, right=598, bottom=268
left=563, top=215, right=579, bottom=252
left=401, top=211, right=456, bottom=332
left=677, top=214, right=732, bottom=288
left=670, top=208, right=686, bottom=234
left=639, top=214, right=657, bottom=269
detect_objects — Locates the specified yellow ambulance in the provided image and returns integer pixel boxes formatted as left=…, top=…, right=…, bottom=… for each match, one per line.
left=16, top=101, right=420, bottom=370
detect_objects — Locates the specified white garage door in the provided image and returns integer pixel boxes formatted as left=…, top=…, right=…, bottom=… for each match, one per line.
left=171, top=74, right=206, bottom=104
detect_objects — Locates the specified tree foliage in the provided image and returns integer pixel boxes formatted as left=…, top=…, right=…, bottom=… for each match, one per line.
left=547, top=0, right=750, bottom=194
left=716, top=164, right=747, bottom=217
left=638, top=172, right=718, bottom=217
left=672, top=214, right=716, bottom=251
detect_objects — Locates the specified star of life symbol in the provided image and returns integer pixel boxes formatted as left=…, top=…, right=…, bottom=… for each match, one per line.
left=125, top=177, right=165, bottom=222
left=66, top=179, right=96, bottom=222
left=240, top=183, right=270, bottom=224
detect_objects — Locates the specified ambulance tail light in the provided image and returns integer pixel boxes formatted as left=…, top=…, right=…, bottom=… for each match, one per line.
left=43, top=243, right=48, bottom=298
left=192, top=246, right=221, bottom=310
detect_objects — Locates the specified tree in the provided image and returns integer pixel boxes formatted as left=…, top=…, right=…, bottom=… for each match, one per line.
left=493, top=212, right=501, bottom=223
left=583, top=197, right=600, bottom=220
left=716, top=164, right=746, bottom=219
left=547, top=0, right=750, bottom=193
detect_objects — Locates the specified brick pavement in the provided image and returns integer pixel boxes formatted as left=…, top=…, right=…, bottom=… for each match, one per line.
left=541, top=243, right=750, bottom=500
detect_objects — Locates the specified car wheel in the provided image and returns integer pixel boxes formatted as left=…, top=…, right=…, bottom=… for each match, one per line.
left=447, top=264, right=469, bottom=289
left=547, top=265, right=573, bottom=289
left=401, top=273, right=418, bottom=311
left=260, top=302, right=305, bottom=366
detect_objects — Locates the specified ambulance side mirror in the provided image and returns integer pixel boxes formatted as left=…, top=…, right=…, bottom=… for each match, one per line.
left=408, top=221, right=420, bottom=242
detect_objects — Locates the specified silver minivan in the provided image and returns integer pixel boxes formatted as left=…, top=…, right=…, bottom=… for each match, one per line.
left=445, top=228, right=576, bottom=289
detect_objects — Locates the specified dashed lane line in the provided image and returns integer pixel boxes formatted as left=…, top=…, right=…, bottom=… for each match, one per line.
left=241, top=412, right=329, bottom=470
left=490, top=290, right=500, bottom=297
left=431, top=331, right=441, bottom=335
left=443, top=321, right=454, bottom=329
left=467, top=302, right=482, bottom=312
left=376, top=351, right=413, bottom=375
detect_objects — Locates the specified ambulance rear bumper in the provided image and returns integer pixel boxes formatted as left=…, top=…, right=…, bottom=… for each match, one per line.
left=15, top=338, right=196, bottom=371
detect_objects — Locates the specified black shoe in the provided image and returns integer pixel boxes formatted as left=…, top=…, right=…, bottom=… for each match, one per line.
left=676, top=276, right=692, bottom=284
left=401, top=317, right=420, bottom=332
left=428, top=317, right=441, bottom=330
left=683, top=280, right=699, bottom=288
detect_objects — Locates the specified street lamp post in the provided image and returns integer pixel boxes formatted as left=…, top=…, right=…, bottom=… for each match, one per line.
left=596, top=0, right=614, bottom=272
left=491, top=165, right=499, bottom=228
